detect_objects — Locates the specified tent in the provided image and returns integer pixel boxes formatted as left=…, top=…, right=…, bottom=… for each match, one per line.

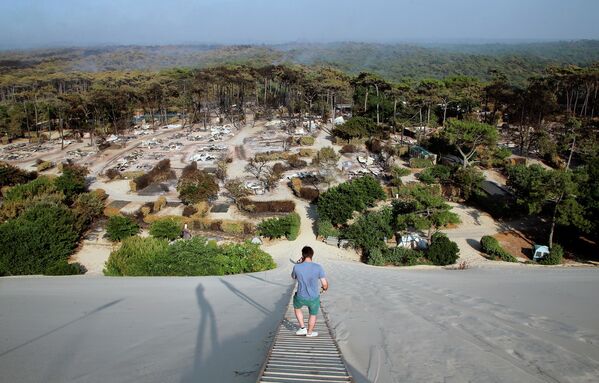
left=533, top=245, right=550, bottom=261
left=398, top=233, right=428, bottom=250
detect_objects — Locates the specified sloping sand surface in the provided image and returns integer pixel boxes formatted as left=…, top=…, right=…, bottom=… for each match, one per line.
left=1, top=199, right=598, bottom=383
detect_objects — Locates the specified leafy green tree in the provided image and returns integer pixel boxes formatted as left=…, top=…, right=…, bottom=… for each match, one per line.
left=452, top=166, right=484, bottom=200
left=442, top=120, right=498, bottom=168
left=507, top=164, right=590, bottom=246
left=343, top=207, right=394, bottom=261
left=393, top=184, right=460, bottom=240
left=332, top=116, right=377, bottom=141
left=317, top=176, right=386, bottom=226
left=106, top=215, right=140, bottom=242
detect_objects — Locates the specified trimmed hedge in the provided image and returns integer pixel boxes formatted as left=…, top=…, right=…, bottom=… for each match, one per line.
left=238, top=198, right=296, bottom=213
left=480, top=235, right=517, bottom=262
left=258, top=212, right=300, bottom=240
left=104, top=236, right=276, bottom=276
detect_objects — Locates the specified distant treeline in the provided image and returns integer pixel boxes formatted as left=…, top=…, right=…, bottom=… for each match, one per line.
left=1, top=41, right=599, bottom=83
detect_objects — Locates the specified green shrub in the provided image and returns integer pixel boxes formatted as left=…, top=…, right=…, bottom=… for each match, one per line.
left=418, top=164, right=452, bottom=184
left=258, top=212, right=300, bottom=240
left=385, top=247, right=426, bottom=266
left=3, top=176, right=59, bottom=203
left=0, top=202, right=79, bottom=275
left=104, top=236, right=275, bottom=276
left=426, top=236, right=459, bottom=265
left=409, top=158, right=433, bottom=168
left=45, top=260, right=83, bottom=275
left=317, top=175, right=385, bottom=225
left=480, top=235, right=517, bottom=262
left=538, top=244, right=564, bottom=265
left=104, top=236, right=169, bottom=276
left=343, top=207, right=393, bottom=256
left=55, top=165, right=88, bottom=202
left=367, top=248, right=385, bottom=266
left=452, top=166, right=484, bottom=200
left=149, top=218, right=182, bottom=240
left=73, top=192, right=105, bottom=233
left=0, top=162, right=37, bottom=188
left=299, top=136, right=315, bottom=146
left=221, top=221, right=245, bottom=235
left=106, top=215, right=140, bottom=241
left=317, top=219, right=339, bottom=238
left=36, top=160, right=54, bottom=172
left=177, top=168, right=219, bottom=204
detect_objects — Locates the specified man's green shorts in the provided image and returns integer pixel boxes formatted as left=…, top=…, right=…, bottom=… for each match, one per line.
left=293, top=294, right=320, bottom=315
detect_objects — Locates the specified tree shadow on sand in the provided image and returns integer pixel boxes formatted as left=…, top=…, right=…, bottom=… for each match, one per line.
left=305, top=203, right=319, bottom=238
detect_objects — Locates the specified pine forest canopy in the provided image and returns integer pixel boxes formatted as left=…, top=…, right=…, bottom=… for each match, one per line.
left=1, top=41, right=599, bottom=83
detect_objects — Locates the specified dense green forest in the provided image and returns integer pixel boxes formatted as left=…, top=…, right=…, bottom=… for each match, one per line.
left=1, top=41, right=598, bottom=83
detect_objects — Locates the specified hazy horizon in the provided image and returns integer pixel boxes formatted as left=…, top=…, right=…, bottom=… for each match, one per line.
left=1, top=0, right=598, bottom=49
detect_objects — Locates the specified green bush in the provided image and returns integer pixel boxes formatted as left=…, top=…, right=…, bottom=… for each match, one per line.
left=45, top=260, right=83, bottom=275
left=538, top=244, right=564, bottom=265
left=258, top=212, right=300, bottom=240
left=385, top=247, right=427, bottom=266
left=409, top=158, right=433, bottom=168
left=3, top=176, right=59, bottom=203
left=426, top=236, right=459, bottom=265
left=0, top=202, right=79, bottom=275
left=0, top=162, right=37, bottom=188
left=73, top=192, right=105, bottom=233
left=452, top=166, right=484, bottom=200
left=299, top=136, right=315, bottom=145
left=480, top=235, right=517, bottom=262
left=149, top=218, right=182, bottom=240
left=104, top=236, right=275, bottom=276
left=418, top=164, right=452, bottom=184
left=106, top=215, right=140, bottom=241
left=317, top=219, right=340, bottom=238
left=367, top=248, right=385, bottom=266
left=343, top=207, right=393, bottom=256
left=221, top=221, right=245, bottom=235
left=55, top=165, right=88, bottom=203
left=318, top=175, right=385, bottom=225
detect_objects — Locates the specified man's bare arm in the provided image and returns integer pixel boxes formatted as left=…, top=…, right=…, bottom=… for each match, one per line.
left=320, top=277, right=329, bottom=292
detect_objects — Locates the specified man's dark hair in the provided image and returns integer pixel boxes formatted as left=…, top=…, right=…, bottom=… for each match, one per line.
left=302, top=246, right=314, bottom=259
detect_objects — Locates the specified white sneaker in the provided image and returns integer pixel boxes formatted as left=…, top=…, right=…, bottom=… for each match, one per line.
left=295, top=327, right=307, bottom=335
left=306, top=332, right=319, bottom=337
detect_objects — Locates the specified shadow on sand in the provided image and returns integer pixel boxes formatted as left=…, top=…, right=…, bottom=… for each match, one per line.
left=0, top=298, right=124, bottom=359
left=180, top=282, right=293, bottom=382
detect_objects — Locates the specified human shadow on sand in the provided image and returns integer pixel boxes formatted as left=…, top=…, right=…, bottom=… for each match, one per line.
left=181, top=281, right=292, bottom=382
